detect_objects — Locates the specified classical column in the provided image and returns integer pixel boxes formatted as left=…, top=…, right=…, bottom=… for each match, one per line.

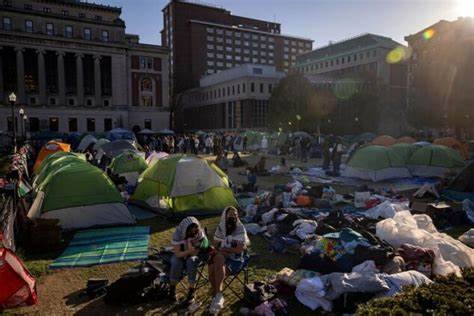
left=75, top=53, right=84, bottom=106
left=0, top=47, right=4, bottom=103
left=56, top=51, right=66, bottom=106
left=37, top=49, right=46, bottom=105
left=15, top=47, right=26, bottom=104
left=93, top=54, right=101, bottom=106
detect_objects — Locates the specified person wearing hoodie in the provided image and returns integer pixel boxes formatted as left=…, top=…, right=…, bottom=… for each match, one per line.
left=208, top=206, right=250, bottom=314
left=169, top=216, right=208, bottom=304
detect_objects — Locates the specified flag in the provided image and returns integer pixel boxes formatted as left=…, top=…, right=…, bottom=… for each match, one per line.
left=18, top=179, right=32, bottom=198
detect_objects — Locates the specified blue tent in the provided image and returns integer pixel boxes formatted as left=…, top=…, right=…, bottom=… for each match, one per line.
left=106, top=128, right=136, bottom=142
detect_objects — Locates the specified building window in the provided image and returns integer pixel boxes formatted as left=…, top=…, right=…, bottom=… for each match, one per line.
left=372, top=50, right=377, bottom=57
left=68, top=118, right=77, bottom=132
left=268, top=84, right=272, bottom=93
left=46, top=23, right=54, bottom=36
left=104, top=118, right=112, bottom=131
left=29, top=117, right=39, bottom=132
left=251, top=82, right=255, bottom=92
left=65, top=25, right=73, bottom=38
left=25, top=20, right=33, bottom=33
left=141, top=78, right=153, bottom=91
left=49, top=117, right=59, bottom=132
left=103, top=99, right=110, bottom=106
left=86, top=99, right=92, bottom=106
left=68, top=98, right=74, bottom=106
left=260, top=83, right=264, bottom=93
left=78, top=12, right=86, bottom=18
left=49, top=98, right=56, bottom=105
left=101, top=30, right=109, bottom=42
left=144, top=119, right=152, bottom=129
left=24, top=4, right=33, bottom=10
left=95, top=15, right=102, bottom=21
left=43, top=7, right=51, bottom=13
left=2, top=17, right=11, bottom=31
left=142, top=96, right=153, bottom=107
left=83, top=28, right=91, bottom=40
left=62, top=10, right=69, bottom=16
left=87, top=118, right=95, bottom=132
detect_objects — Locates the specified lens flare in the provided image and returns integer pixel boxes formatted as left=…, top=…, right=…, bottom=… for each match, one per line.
left=423, top=29, right=435, bottom=40
left=296, top=114, right=302, bottom=121
left=386, top=46, right=411, bottom=64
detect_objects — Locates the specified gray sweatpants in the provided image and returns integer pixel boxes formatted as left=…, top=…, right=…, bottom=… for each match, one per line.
left=169, top=254, right=200, bottom=284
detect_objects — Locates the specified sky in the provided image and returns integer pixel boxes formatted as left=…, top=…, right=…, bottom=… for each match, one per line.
left=94, top=0, right=472, bottom=47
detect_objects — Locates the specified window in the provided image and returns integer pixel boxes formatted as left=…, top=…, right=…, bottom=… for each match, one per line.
left=24, top=4, right=32, bottom=10
left=207, top=44, right=214, bottom=50
left=348, top=55, right=351, bottom=62
left=3, top=17, right=11, bottom=31
left=207, top=52, right=214, bottom=58
left=49, top=98, right=56, bottom=105
left=104, top=118, right=112, bottom=131
left=251, top=82, right=255, bottom=92
left=49, top=117, right=59, bottom=132
left=29, top=117, right=39, bottom=132
left=235, top=32, right=241, bottom=37
left=86, top=118, right=95, bottom=132
left=79, top=12, right=85, bottom=18
left=83, top=28, right=91, bottom=40
left=101, top=30, right=109, bottom=42
left=232, top=85, right=235, bottom=95
left=243, top=83, right=246, bottom=93
left=237, top=84, right=240, bottom=94
left=62, top=10, right=69, bottom=16
left=268, top=84, right=272, bottom=93
left=103, top=99, right=110, bottom=106
left=227, top=86, right=230, bottom=95
left=68, top=118, right=77, bottom=132
left=216, top=29, right=223, bottom=35
left=86, top=99, right=92, bottom=106
left=25, top=20, right=33, bottom=33
left=68, top=98, right=74, bottom=106
left=141, top=78, right=153, bottom=91
left=225, top=39, right=232, bottom=44
left=46, top=23, right=54, bottom=36
left=260, top=83, right=264, bottom=93
left=65, top=25, right=73, bottom=38
left=207, top=35, right=214, bottom=41
left=372, top=50, right=377, bottom=57
left=206, top=27, right=214, bottom=33
left=144, top=119, right=152, bottom=129
left=225, top=47, right=232, bottom=52
left=43, top=7, right=51, bottom=13
left=95, top=15, right=102, bottom=21
left=142, top=96, right=152, bottom=107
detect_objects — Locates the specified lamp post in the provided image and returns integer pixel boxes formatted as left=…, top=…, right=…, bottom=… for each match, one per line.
left=8, top=92, right=17, bottom=153
left=19, top=108, right=25, bottom=142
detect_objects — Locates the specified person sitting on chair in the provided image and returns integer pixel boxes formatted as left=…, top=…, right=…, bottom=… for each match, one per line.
left=169, top=216, right=208, bottom=304
left=208, top=206, right=250, bottom=314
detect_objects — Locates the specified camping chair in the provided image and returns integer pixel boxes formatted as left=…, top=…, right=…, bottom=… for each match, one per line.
left=220, top=251, right=252, bottom=301
left=149, top=247, right=209, bottom=293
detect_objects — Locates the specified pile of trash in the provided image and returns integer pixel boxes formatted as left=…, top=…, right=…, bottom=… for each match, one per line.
left=237, top=177, right=474, bottom=313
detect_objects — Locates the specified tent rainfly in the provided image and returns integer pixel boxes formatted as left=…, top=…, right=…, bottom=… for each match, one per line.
left=407, top=145, right=465, bottom=178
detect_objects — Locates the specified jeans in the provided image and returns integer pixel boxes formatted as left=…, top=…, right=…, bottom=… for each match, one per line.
left=169, top=254, right=200, bottom=284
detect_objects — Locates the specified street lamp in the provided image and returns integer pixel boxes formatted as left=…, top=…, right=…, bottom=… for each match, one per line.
left=19, top=108, right=25, bottom=141
left=8, top=92, right=17, bottom=153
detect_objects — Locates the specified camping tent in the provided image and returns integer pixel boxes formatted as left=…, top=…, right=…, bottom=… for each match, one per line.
left=33, top=154, right=86, bottom=189
left=396, top=136, right=416, bottom=144
left=371, top=135, right=397, bottom=146
left=342, top=145, right=411, bottom=181
left=157, top=129, right=175, bottom=135
left=106, top=128, right=136, bottom=142
left=93, top=138, right=110, bottom=151
left=137, top=129, right=156, bottom=135
left=33, top=141, right=71, bottom=172
left=95, top=139, right=138, bottom=162
left=407, top=145, right=465, bottom=177
left=0, top=246, right=37, bottom=309
left=28, top=161, right=134, bottom=230
left=108, top=150, right=148, bottom=185
left=76, top=134, right=98, bottom=152
left=146, top=151, right=169, bottom=165
left=433, top=137, right=468, bottom=159
left=390, top=143, right=417, bottom=164
left=413, top=141, right=431, bottom=147
left=132, top=154, right=237, bottom=215
left=442, top=162, right=474, bottom=201
left=352, top=132, right=377, bottom=144
left=34, top=151, right=82, bottom=175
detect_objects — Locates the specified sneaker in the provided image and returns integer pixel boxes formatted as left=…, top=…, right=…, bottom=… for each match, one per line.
left=209, top=292, right=224, bottom=314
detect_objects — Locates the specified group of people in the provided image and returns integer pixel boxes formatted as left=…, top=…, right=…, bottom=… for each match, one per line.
left=169, top=206, right=249, bottom=314
left=322, top=135, right=344, bottom=176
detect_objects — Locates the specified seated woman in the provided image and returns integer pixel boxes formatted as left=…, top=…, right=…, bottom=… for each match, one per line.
left=169, top=216, right=208, bottom=304
left=208, top=207, right=250, bottom=314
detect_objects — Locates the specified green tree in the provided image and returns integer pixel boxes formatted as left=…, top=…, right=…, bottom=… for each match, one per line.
left=267, top=74, right=331, bottom=132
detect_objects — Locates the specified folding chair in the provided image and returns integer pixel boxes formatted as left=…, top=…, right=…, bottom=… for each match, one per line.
left=221, top=252, right=252, bottom=301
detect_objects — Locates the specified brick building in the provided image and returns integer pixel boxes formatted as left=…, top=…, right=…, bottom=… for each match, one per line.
left=0, top=0, right=170, bottom=134
left=161, top=0, right=313, bottom=130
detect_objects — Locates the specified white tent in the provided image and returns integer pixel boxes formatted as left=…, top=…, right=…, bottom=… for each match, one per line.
left=76, top=135, right=98, bottom=152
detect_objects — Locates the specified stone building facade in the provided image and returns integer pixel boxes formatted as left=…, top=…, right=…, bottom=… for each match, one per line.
left=179, top=64, right=285, bottom=130
left=0, top=0, right=169, bottom=134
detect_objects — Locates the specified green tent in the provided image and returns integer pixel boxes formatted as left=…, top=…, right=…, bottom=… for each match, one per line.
left=390, top=143, right=417, bottom=164
left=132, top=154, right=237, bottom=215
left=34, top=151, right=84, bottom=175
left=28, top=161, right=134, bottom=230
left=108, top=150, right=147, bottom=175
left=407, top=145, right=465, bottom=177
left=33, top=155, right=86, bottom=189
left=342, top=145, right=411, bottom=181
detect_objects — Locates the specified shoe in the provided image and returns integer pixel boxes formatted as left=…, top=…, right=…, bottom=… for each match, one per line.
left=209, top=292, right=224, bottom=314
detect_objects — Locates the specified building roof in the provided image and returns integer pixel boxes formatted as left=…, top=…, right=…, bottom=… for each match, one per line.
left=42, top=0, right=122, bottom=13
left=190, top=19, right=313, bottom=42
left=297, top=33, right=401, bottom=63
left=200, top=64, right=285, bottom=87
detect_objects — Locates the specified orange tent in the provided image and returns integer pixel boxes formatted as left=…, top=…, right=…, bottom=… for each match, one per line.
left=433, top=137, right=468, bottom=159
left=33, top=141, right=71, bottom=172
left=396, top=136, right=416, bottom=144
left=371, top=135, right=396, bottom=146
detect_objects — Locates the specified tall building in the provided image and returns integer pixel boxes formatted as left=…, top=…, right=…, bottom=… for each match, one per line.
left=161, top=0, right=313, bottom=129
left=0, top=0, right=170, bottom=134
left=179, top=64, right=285, bottom=130
left=405, top=17, right=474, bottom=136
